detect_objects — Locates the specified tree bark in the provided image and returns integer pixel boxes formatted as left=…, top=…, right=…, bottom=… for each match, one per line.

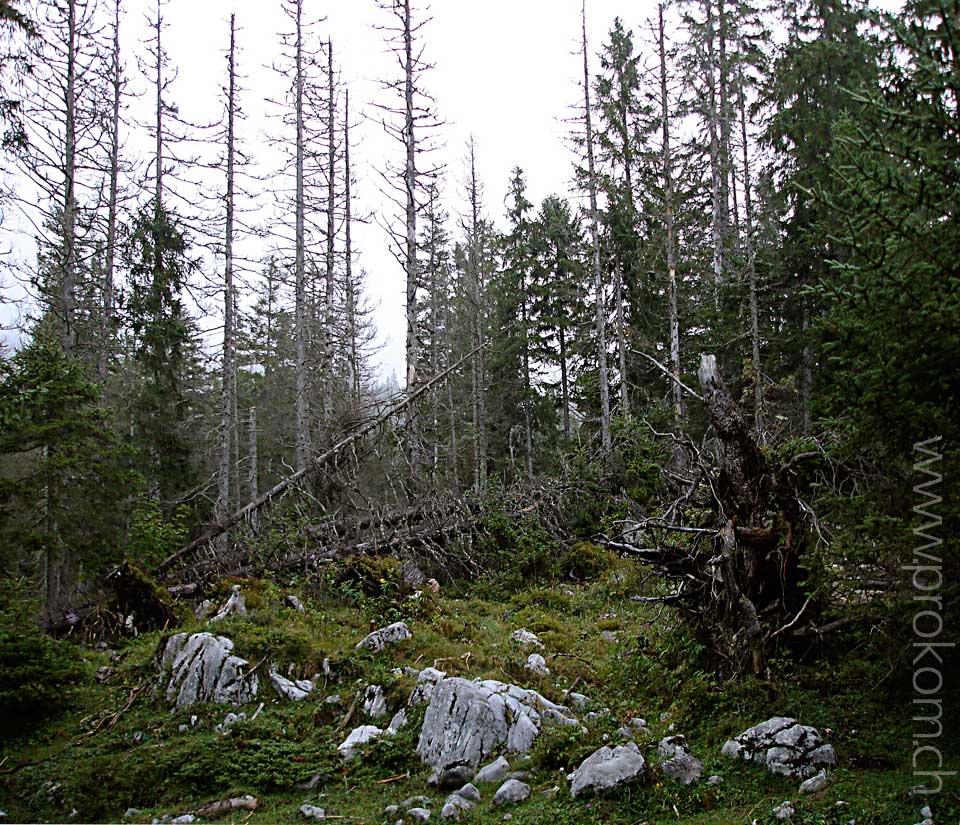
left=582, top=3, right=612, bottom=456
left=294, top=0, right=310, bottom=471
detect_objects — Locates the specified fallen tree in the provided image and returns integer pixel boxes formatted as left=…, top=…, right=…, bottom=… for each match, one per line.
left=604, top=354, right=823, bottom=677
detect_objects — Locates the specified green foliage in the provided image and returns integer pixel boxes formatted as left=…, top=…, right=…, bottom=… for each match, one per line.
left=555, top=541, right=617, bottom=582
left=126, top=496, right=191, bottom=569
left=0, top=578, right=89, bottom=731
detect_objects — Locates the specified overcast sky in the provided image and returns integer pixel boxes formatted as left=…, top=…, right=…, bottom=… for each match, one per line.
left=3, top=0, right=676, bottom=377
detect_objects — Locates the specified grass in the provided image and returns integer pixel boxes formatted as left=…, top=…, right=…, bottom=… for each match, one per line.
left=1, top=557, right=957, bottom=824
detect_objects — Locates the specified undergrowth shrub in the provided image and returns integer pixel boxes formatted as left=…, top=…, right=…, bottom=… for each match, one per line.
left=0, top=578, right=89, bottom=732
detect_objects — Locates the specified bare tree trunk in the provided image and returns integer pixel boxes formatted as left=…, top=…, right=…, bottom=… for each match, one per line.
left=582, top=2, right=612, bottom=456
left=521, top=285, right=534, bottom=480
left=247, top=406, right=259, bottom=533
left=739, top=64, right=763, bottom=440
left=704, top=0, right=723, bottom=303
left=216, top=14, right=238, bottom=534
left=402, top=0, right=420, bottom=472
left=61, top=0, right=77, bottom=354
left=659, top=5, right=683, bottom=424
left=98, top=0, right=122, bottom=382
left=718, top=0, right=734, bottom=246
left=294, top=0, right=310, bottom=471
left=801, top=303, right=812, bottom=436
left=343, top=89, right=360, bottom=403
left=323, top=38, right=336, bottom=421
left=466, top=139, right=487, bottom=490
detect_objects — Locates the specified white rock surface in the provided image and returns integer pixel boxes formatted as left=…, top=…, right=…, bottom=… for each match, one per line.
left=356, top=621, right=412, bottom=652
left=569, top=742, right=646, bottom=798
left=299, top=804, right=326, bottom=819
left=337, top=725, right=384, bottom=760
left=158, top=632, right=259, bottom=708
left=474, top=756, right=510, bottom=785
left=510, top=629, right=544, bottom=649
left=407, top=808, right=431, bottom=822
left=524, top=653, right=549, bottom=676
left=773, top=800, right=795, bottom=820
left=364, top=684, right=389, bottom=719
left=269, top=671, right=314, bottom=701
left=416, top=677, right=577, bottom=779
left=409, top=667, right=447, bottom=706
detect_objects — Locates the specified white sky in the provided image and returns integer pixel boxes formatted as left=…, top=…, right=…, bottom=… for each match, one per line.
left=173, top=0, right=666, bottom=382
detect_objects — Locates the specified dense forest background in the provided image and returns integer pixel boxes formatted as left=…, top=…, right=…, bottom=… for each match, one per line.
left=0, top=0, right=957, bottom=698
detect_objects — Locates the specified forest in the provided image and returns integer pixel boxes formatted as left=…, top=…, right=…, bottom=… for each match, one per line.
left=0, top=0, right=957, bottom=823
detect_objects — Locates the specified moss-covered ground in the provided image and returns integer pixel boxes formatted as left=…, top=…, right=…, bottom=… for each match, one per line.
left=1, top=556, right=957, bottom=824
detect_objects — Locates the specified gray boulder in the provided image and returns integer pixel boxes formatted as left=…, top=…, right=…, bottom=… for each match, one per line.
left=474, top=756, right=510, bottom=785
left=410, top=667, right=448, bottom=707
left=355, top=621, right=412, bottom=653
left=658, top=735, right=703, bottom=785
left=721, top=717, right=836, bottom=778
left=407, top=808, right=431, bottom=822
left=417, top=677, right=577, bottom=780
left=455, top=783, right=480, bottom=802
left=299, top=804, right=326, bottom=819
left=269, top=671, right=314, bottom=701
left=510, top=629, right=544, bottom=649
left=285, top=594, right=306, bottom=612
left=569, top=742, right=646, bottom=798
left=492, top=779, right=530, bottom=806
left=773, top=800, right=795, bottom=820
left=158, top=632, right=258, bottom=708
left=387, top=708, right=408, bottom=734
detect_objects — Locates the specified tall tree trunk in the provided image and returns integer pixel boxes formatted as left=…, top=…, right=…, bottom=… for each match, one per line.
left=294, top=0, right=310, bottom=472
left=739, top=63, right=763, bottom=440
left=216, top=15, right=238, bottom=533
left=718, top=0, right=734, bottom=246
left=323, top=38, right=336, bottom=421
left=521, top=281, right=534, bottom=481
left=247, top=406, right=259, bottom=533
left=559, top=325, right=570, bottom=440
left=402, top=0, right=420, bottom=472
left=343, top=89, right=360, bottom=403
left=582, top=2, right=612, bottom=456
left=99, top=0, right=122, bottom=382
left=660, top=5, right=683, bottom=423
left=704, top=0, right=723, bottom=303
left=467, top=139, right=487, bottom=490
left=61, top=0, right=77, bottom=354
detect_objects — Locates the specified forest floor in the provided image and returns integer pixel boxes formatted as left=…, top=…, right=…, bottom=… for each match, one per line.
left=1, top=554, right=956, bottom=825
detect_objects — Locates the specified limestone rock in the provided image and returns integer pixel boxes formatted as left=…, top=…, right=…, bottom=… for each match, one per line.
left=388, top=708, right=408, bottom=734
left=773, top=800, right=795, bottom=820
left=524, top=653, right=549, bottom=676
left=285, top=594, right=306, bottom=612
left=407, top=808, right=431, bottom=822
left=269, top=671, right=314, bottom=701
left=337, top=725, right=384, bottom=760
left=356, top=621, right=412, bottom=653
left=722, top=717, right=836, bottom=779
left=492, top=779, right=530, bottom=806
left=474, top=756, right=510, bottom=785
left=158, top=632, right=258, bottom=708
left=569, top=742, right=646, bottom=798
left=364, top=684, right=389, bottom=719
left=299, top=804, right=326, bottom=819
left=455, top=783, right=481, bottom=802
left=212, top=584, right=246, bottom=622
left=510, top=629, right=543, bottom=649
left=410, top=667, right=447, bottom=706
left=799, top=769, right=829, bottom=794
left=416, top=677, right=577, bottom=779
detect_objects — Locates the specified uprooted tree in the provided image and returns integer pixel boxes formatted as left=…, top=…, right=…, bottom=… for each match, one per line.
left=606, top=354, right=822, bottom=678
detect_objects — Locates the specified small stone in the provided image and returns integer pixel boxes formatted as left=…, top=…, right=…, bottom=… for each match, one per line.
left=285, top=594, right=306, bottom=612
left=511, top=629, right=544, bottom=649
left=97, top=666, right=113, bottom=683
left=492, top=779, right=530, bottom=806
left=124, top=809, right=140, bottom=819
left=440, top=803, right=460, bottom=820
left=707, top=774, right=723, bottom=785
left=407, top=808, right=431, bottom=822
left=920, top=806, right=933, bottom=819
left=355, top=621, right=412, bottom=653
left=773, top=801, right=795, bottom=820
left=212, top=584, right=247, bottom=621
left=171, top=817, right=196, bottom=824
left=337, top=725, right=383, bottom=759
left=799, top=769, right=829, bottom=795
left=475, top=756, right=510, bottom=785
left=363, top=684, right=389, bottom=719
left=565, top=692, right=589, bottom=710
left=442, top=795, right=474, bottom=814
left=132, top=731, right=144, bottom=744
left=388, top=708, right=408, bottom=734
left=194, top=599, right=215, bottom=620
left=296, top=772, right=327, bottom=791
left=299, top=804, right=326, bottom=820
left=401, top=796, right=431, bottom=810
left=178, top=724, right=189, bottom=733
left=502, top=816, right=512, bottom=822
left=384, top=805, right=399, bottom=816
left=600, top=630, right=618, bottom=643
left=324, top=694, right=342, bottom=705
left=524, top=653, right=549, bottom=676
left=455, top=783, right=481, bottom=802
